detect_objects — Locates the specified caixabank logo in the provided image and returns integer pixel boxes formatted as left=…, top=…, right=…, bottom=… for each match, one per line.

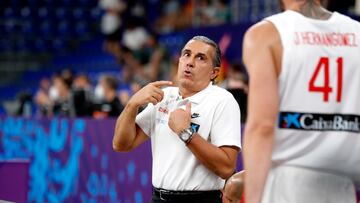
left=279, top=111, right=360, bottom=133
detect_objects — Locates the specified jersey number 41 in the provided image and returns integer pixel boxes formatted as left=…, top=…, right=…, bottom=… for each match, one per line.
left=308, top=57, right=343, bottom=103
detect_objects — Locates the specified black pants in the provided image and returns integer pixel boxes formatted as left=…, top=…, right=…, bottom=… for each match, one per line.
left=151, top=189, right=222, bottom=203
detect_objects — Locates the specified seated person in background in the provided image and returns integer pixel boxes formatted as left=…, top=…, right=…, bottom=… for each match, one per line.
left=93, top=75, right=124, bottom=118
left=120, top=33, right=170, bottom=85
left=34, top=77, right=51, bottom=117
left=15, top=91, right=33, bottom=117
left=222, top=63, right=248, bottom=123
left=50, top=75, right=73, bottom=117
left=73, top=73, right=92, bottom=90
left=154, top=0, right=181, bottom=34
left=72, top=73, right=95, bottom=117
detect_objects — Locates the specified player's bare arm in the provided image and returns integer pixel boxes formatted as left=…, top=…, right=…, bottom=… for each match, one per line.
left=242, top=20, right=281, bottom=203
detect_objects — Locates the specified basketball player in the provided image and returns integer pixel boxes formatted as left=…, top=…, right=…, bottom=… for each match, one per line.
left=242, top=0, right=360, bottom=203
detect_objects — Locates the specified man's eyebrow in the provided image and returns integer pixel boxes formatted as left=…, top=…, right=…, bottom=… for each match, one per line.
left=195, top=53, right=207, bottom=58
left=181, top=49, right=191, bottom=54
left=181, top=49, right=207, bottom=57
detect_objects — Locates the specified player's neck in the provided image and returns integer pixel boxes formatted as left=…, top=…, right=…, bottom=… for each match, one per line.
left=289, top=1, right=332, bottom=20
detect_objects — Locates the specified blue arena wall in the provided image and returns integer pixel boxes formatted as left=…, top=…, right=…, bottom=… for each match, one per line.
left=0, top=116, right=243, bottom=203
left=0, top=117, right=153, bottom=203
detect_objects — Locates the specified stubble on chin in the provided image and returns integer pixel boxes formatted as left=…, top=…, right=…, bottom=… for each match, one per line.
left=178, top=78, right=190, bottom=87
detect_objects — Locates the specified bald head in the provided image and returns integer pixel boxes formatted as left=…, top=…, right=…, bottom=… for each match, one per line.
left=223, top=170, right=245, bottom=202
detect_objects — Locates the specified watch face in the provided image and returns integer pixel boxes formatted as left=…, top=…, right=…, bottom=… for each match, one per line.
left=180, top=132, right=190, bottom=141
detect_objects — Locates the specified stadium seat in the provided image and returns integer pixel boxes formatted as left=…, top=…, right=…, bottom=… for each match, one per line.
left=52, top=38, right=66, bottom=53
left=72, top=8, right=84, bottom=20
left=39, top=20, right=54, bottom=36
left=57, top=20, right=71, bottom=37
left=75, top=21, right=89, bottom=37
left=20, top=7, right=32, bottom=19
left=37, top=7, right=49, bottom=20
left=90, top=7, right=102, bottom=20
left=4, top=20, right=16, bottom=34
left=55, top=7, right=66, bottom=19
left=21, top=20, right=34, bottom=36
left=0, top=39, right=14, bottom=52
left=4, top=7, right=15, bottom=19
left=34, top=38, right=49, bottom=52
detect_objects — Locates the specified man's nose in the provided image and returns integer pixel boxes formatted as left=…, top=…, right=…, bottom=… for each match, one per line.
left=186, top=57, right=195, bottom=68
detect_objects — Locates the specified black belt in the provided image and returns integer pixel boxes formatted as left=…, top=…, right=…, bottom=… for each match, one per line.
left=153, top=188, right=222, bottom=201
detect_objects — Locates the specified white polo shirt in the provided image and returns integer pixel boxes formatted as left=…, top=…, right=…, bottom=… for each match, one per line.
left=136, top=83, right=241, bottom=191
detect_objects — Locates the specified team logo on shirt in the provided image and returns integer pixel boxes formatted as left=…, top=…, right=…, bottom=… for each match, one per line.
left=190, top=122, right=200, bottom=132
left=190, top=113, right=200, bottom=132
left=279, top=112, right=360, bottom=133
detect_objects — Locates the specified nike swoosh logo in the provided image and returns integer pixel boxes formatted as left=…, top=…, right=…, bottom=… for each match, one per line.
left=191, top=113, right=200, bottom=118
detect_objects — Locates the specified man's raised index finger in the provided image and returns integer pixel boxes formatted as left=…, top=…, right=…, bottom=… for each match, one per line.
left=151, top=81, right=173, bottom=88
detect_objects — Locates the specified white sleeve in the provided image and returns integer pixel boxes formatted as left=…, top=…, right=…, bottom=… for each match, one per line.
left=210, top=96, right=241, bottom=148
left=135, top=103, right=155, bottom=137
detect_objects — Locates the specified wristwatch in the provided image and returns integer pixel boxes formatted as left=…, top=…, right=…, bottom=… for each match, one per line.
left=178, top=127, right=195, bottom=144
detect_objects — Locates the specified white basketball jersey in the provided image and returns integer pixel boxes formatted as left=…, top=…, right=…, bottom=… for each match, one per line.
left=266, top=10, right=360, bottom=184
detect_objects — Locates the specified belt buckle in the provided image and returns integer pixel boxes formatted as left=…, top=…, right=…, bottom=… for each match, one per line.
left=159, top=189, right=168, bottom=201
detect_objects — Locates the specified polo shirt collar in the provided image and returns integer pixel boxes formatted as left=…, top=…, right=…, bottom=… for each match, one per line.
left=178, top=82, right=213, bottom=104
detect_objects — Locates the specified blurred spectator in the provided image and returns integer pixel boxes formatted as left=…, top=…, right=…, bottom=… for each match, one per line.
left=93, top=75, right=124, bottom=118
left=222, top=63, right=248, bottom=123
left=193, top=0, right=231, bottom=27
left=99, top=0, right=127, bottom=56
left=134, top=33, right=170, bottom=84
left=35, top=74, right=67, bottom=117
left=223, top=63, right=248, bottom=92
left=34, top=77, right=51, bottom=117
left=194, top=0, right=217, bottom=26
left=127, top=0, right=146, bottom=20
left=118, top=33, right=170, bottom=86
left=50, top=75, right=73, bottom=117
left=213, top=0, right=231, bottom=25
left=154, top=0, right=181, bottom=33
left=15, top=91, right=33, bottom=117
left=61, top=68, right=74, bottom=84
left=115, top=19, right=149, bottom=82
left=72, top=73, right=95, bottom=117
left=121, top=18, right=149, bottom=52
left=73, top=73, right=92, bottom=90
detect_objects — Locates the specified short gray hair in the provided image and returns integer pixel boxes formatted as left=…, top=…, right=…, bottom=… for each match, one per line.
left=190, top=36, right=221, bottom=68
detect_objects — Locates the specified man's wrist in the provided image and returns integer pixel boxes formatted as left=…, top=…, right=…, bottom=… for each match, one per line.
left=178, top=127, right=195, bottom=144
left=126, top=100, right=141, bottom=110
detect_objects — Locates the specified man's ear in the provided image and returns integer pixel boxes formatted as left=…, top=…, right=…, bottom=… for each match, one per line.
left=211, top=67, right=220, bottom=80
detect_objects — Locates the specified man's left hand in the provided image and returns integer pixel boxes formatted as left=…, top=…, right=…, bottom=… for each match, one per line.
left=168, top=102, right=192, bottom=134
